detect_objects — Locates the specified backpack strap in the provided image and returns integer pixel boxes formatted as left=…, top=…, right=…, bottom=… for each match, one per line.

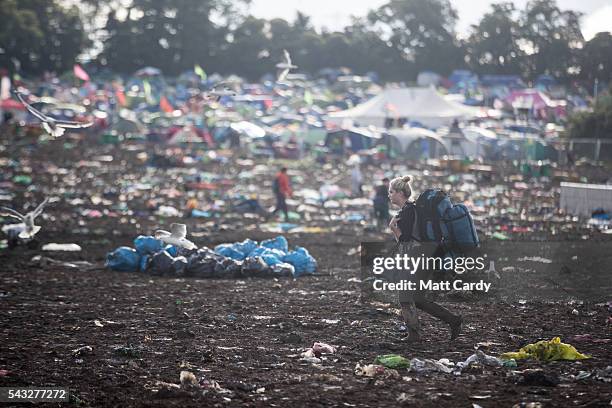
left=430, top=190, right=448, bottom=243
left=415, top=189, right=431, bottom=241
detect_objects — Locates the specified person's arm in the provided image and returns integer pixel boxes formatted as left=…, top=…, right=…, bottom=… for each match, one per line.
left=396, top=205, right=415, bottom=242
left=389, top=215, right=401, bottom=241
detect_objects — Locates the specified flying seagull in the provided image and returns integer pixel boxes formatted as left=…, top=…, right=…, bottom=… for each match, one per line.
left=0, top=198, right=49, bottom=239
left=276, top=49, right=297, bottom=82
left=203, top=82, right=236, bottom=103
left=14, top=91, right=93, bottom=137
left=155, top=223, right=197, bottom=250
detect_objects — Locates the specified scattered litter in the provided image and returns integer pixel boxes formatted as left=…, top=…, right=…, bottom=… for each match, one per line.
left=72, top=346, right=93, bottom=356
left=374, top=354, right=411, bottom=369
left=458, top=350, right=505, bottom=370
left=501, top=337, right=590, bottom=361
left=517, top=256, right=552, bottom=263
left=409, top=358, right=454, bottom=374
left=180, top=370, right=197, bottom=387
left=42, top=243, right=82, bottom=251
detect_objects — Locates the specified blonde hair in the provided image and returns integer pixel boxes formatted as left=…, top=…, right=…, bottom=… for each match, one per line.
left=390, top=175, right=412, bottom=199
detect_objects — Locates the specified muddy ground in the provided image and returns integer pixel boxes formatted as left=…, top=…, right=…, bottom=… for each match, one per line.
left=0, top=137, right=611, bottom=407
left=1, top=228, right=611, bottom=408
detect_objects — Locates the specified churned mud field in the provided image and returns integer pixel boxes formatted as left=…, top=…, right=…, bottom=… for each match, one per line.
left=1, top=228, right=611, bottom=407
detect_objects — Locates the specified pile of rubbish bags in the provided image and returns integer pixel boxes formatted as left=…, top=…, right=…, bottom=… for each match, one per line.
left=105, top=235, right=317, bottom=279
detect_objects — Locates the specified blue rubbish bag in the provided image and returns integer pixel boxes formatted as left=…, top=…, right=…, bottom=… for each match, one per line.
left=283, top=246, right=317, bottom=277
left=106, top=247, right=141, bottom=272
left=164, top=244, right=179, bottom=257
left=134, top=235, right=164, bottom=255
left=215, top=243, right=246, bottom=260
left=261, top=236, right=289, bottom=253
left=234, top=239, right=258, bottom=257
left=147, top=250, right=174, bottom=275
left=139, top=254, right=150, bottom=272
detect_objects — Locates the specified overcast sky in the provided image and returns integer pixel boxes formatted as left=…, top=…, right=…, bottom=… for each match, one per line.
left=249, top=0, right=611, bottom=41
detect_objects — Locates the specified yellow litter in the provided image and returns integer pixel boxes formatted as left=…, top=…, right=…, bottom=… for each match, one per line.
left=500, top=337, right=590, bottom=361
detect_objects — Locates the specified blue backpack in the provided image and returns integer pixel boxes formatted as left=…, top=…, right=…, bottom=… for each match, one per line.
left=413, top=189, right=479, bottom=253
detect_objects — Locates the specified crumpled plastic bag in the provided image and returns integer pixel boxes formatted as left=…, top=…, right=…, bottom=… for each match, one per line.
left=500, top=337, right=590, bottom=361
left=214, top=243, right=247, bottom=260
left=354, top=363, right=400, bottom=379
left=271, top=262, right=294, bottom=277
left=105, top=247, right=141, bottom=272
left=354, top=363, right=385, bottom=377
left=409, top=357, right=454, bottom=374
left=133, top=235, right=164, bottom=255
left=261, top=236, right=289, bottom=253
left=234, top=238, right=258, bottom=257
left=457, top=350, right=505, bottom=370
left=171, top=256, right=188, bottom=276
left=283, top=246, right=317, bottom=277
left=147, top=250, right=174, bottom=276
left=374, top=354, right=411, bottom=369
left=186, top=249, right=219, bottom=278
left=241, top=256, right=271, bottom=277
left=249, top=247, right=285, bottom=266
left=312, top=342, right=336, bottom=355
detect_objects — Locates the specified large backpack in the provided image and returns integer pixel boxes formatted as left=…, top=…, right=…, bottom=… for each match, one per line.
left=413, top=188, right=479, bottom=253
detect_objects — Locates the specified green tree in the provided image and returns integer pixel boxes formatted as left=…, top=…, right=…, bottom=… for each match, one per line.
left=0, top=0, right=87, bottom=76
left=568, top=87, right=612, bottom=139
left=465, top=3, right=524, bottom=75
left=366, top=0, right=464, bottom=78
left=100, top=0, right=249, bottom=75
left=579, top=32, right=612, bottom=86
left=519, top=0, right=583, bottom=80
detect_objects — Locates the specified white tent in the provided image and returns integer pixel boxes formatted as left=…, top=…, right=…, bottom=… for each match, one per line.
left=328, top=86, right=479, bottom=128
left=386, top=127, right=449, bottom=158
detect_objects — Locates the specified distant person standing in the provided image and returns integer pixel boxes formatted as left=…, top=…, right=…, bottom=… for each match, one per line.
left=373, top=177, right=390, bottom=230
left=350, top=164, right=363, bottom=197
left=271, top=167, right=292, bottom=221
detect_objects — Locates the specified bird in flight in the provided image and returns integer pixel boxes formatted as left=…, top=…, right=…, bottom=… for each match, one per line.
left=276, top=49, right=297, bottom=82
left=14, top=90, right=93, bottom=137
left=0, top=198, right=49, bottom=239
left=203, top=82, right=236, bottom=103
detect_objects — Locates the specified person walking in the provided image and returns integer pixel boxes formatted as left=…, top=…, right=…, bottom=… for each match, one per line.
left=350, top=164, right=363, bottom=197
left=271, top=167, right=292, bottom=221
left=388, top=175, right=462, bottom=342
left=373, top=177, right=390, bottom=230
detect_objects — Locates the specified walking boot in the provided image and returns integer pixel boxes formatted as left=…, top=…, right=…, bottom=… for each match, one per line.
left=415, top=300, right=462, bottom=340
left=400, top=303, right=421, bottom=343
left=449, top=315, right=463, bottom=341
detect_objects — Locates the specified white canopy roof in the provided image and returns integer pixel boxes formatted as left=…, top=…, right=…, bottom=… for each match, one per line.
left=328, top=86, right=479, bottom=128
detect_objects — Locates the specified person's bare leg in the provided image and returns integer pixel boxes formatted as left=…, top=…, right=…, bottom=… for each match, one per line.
left=415, top=299, right=462, bottom=340
left=400, top=302, right=421, bottom=342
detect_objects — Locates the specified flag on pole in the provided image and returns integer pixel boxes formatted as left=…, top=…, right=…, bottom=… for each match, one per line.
left=160, top=96, right=174, bottom=113
left=73, top=64, right=90, bottom=82
left=194, top=64, right=207, bottom=81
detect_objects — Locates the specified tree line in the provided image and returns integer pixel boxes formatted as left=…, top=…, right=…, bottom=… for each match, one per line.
left=0, top=0, right=610, bottom=87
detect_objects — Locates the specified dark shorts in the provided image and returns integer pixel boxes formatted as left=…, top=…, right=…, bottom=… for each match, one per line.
left=395, top=241, right=436, bottom=304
